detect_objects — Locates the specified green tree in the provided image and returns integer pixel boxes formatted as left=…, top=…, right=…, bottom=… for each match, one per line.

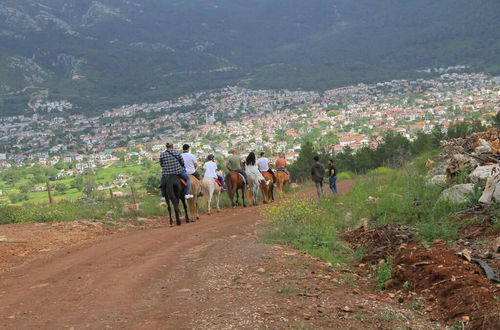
left=82, top=175, right=96, bottom=197
left=288, top=141, right=318, bottom=182
left=55, top=182, right=68, bottom=193
left=19, top=182, right=33, bottom=194
left=71, top=176, right=84, bottom=190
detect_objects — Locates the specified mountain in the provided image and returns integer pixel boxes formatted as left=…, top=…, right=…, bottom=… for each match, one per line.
left=0, top=0, right=499, bottom=116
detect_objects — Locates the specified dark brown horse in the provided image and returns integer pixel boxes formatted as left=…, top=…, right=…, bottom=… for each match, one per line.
left=225, top=171, right=247, bottom=207
left=160, top=175, right=190, bottom=226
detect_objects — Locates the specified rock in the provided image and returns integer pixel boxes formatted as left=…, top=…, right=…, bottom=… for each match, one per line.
left=341, top=306, right=352, bottom=312
left=469, top=165, right=499, bottom=183
left=483, top=252, right=493, bottom=259
left=479, top=171, right=500, bottom=204
left=446, top=154, right=479, bottom=176
left=491, top=237, right=500, bottom=253
left=427, top=175, right=448, bottom=186
left=439, top=184, right=475, bottom=204
left=474, top=138, right=492, bottom=154
left=256, top=267, right=266, bottom=273
left=366, top=196, right=380, bottom=203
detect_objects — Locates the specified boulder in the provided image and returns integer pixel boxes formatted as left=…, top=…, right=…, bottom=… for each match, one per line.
left=446, top=154, right=479, bottom=177
left=469, top=165, right=499, bottom=183
left=478, top=172, right=500, bottom=204
left=439, top=184, right=475, bottom=204
left=427, top=175, right=448, bottom=186
left=473, top=138, right=492, bottom=154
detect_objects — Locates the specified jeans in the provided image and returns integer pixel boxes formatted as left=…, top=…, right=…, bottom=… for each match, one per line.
left=329, top=176, right=337, bottom=194
left=315, top=181, right=323, bottom=198
left=233, top=169, right=248, bottom=184
left=217, top=175, right=226, bottom=188
left=180, top=171, right=191, bottom=195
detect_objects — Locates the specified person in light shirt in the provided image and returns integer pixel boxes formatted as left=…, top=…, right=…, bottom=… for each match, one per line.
left=204, top=154, right=225, bottom=190
left=257, top=151, right=276, bottom=182
left=181, top=144, right=200, bottom=180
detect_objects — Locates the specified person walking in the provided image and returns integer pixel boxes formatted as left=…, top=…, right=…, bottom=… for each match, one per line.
left=310, top=156, right=325, bottom=198
left=327, top=159, right=337, bottom=194
left=160, top=143, right=193, bottom=199
left=226, top=149, right=248, bottom=183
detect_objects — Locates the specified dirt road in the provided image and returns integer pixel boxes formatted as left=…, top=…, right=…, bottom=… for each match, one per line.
left=0, top=181, right=439, bottom=329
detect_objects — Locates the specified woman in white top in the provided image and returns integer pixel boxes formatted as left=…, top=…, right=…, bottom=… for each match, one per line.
left=203, top=154, right=225, bottom=188
left=245, top=152, right=266, bottom=183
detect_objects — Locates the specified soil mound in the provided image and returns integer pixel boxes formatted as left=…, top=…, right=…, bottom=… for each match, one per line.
left=342, top=224, right=415, bottom=263
left=394, top=241, right=500, bottom=329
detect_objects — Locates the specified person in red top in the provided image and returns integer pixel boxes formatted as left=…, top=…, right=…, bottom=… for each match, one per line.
left=275, top=154, right=289, bottom=174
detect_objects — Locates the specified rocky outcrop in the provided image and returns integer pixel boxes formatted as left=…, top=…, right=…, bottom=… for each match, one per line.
left=439, top=184, right=475, bottom=204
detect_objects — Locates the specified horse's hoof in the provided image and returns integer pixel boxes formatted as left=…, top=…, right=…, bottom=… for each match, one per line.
left=176, top=222, right=181, bottom=226
left=169, top=224, right=174, bottom=228
left=196, top=216, right=200, bottom=220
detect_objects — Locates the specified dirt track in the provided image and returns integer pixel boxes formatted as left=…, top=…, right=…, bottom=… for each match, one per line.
left=0, top=181, right=439, bottom=329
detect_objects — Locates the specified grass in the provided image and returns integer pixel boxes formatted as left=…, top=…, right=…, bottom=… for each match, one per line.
left=263, top=159, right=474, bottom=268
left=376, top=257, right=393, bottom=291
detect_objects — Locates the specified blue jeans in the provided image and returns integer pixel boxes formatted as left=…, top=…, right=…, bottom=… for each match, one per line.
left=329, top=176, right=337, bottom=194
left=180, top=171, right=191, bottom=195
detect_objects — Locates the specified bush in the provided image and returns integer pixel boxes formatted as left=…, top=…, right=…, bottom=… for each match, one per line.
left=338, top=171, right=355, bottom=180
left=367, top=167, right=395, bottom=176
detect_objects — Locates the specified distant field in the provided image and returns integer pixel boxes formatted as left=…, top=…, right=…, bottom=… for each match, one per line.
left=0, top=163, right=160, bottom=205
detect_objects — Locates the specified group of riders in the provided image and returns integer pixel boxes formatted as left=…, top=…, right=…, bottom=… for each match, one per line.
left=159, top=142, right=289, bottom=200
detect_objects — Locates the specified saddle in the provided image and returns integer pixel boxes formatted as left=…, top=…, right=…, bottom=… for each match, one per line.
left=230, top=171, right=246, bottom=185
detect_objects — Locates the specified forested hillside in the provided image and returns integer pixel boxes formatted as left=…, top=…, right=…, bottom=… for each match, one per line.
left=1, top=0, right=499, bottom=116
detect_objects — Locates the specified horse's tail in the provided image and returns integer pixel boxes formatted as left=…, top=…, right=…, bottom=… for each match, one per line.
left=225, top=172, right=233, bottom=198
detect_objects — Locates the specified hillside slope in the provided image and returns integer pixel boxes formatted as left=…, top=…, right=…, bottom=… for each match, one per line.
left=0, top=0, right=499, bottom=116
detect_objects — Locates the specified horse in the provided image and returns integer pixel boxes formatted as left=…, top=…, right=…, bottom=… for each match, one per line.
left=261, top=171, right=275, bottom=204
left=275, top=170, right=290, bottom=198
left=225, top=171, right=246, bottom=208
left=160, top=175, right=190, bottom=226
left=187, top=174, right=202, bottom=221
left=245, top=170, right=266, bottom=206
left=201, top=177, right=221, bottom=215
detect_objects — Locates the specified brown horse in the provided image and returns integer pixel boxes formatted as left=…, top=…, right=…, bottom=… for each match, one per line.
left=275, top=170, right=289, bottom=198
left=261, top=171, right=275, bottom=203
left=187, top=174, right=202, bottom=221
left=225, top=171, right=246, bottom=207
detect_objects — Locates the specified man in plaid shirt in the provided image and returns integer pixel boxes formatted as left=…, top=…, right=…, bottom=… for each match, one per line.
left=160, top=143, right=193, bottom=199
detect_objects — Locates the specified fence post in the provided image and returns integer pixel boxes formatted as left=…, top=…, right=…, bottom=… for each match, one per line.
left=46, top=181, right=53, bottom=204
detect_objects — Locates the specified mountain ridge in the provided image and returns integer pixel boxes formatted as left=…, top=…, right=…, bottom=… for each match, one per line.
left=0, top=0, right=499, bottom=116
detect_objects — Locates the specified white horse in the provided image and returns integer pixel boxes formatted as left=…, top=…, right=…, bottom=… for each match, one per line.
left=202, top=177, right=221, bottom=215
left=245, top=164, right=267, bottom=206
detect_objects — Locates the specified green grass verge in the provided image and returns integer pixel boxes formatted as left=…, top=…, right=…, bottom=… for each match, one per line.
left=263, top=161, right=484, bottom=265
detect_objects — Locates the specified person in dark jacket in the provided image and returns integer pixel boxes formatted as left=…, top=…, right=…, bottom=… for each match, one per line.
left=310, top=156, right=325, bottom=198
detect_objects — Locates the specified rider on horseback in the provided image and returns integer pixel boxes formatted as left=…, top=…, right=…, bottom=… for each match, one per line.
left=204, top=154, right=225, bottom=191
left=226, top=149, right=248, bottom=184
left=160, top=143, right=193, bottom=199
left=257, top=151, right=276, bottom=182
left=275, top=154, right=289, bottom=175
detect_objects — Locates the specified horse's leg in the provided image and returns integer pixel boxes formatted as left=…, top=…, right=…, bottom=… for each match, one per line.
left=166, top=198, right=173, bottom=227
left=242, top=186, right=246, bottom=208
left=181, top=197, right=190, bottom=223
left=215, top=191, right=221, bottom=211
left=207, top=189, right=213, bottom=215
left=172, top=197, right=181, bottom=226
